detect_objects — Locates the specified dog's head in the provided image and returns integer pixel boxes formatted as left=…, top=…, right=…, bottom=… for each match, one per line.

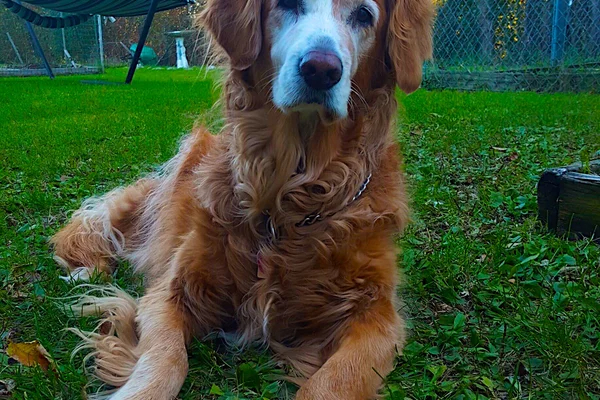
left=202, top=0, right=434, bottom=121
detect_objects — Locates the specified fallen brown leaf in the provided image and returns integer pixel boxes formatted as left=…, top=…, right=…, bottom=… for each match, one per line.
left=6, top=340, right=52, bottom=371
left=6, top=284, right=28, bottom=299
left=434, top=302, right=454, bottom=314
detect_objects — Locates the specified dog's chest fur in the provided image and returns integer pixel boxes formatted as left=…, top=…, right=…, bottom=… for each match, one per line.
left=176, top=117, right=407, bottom=365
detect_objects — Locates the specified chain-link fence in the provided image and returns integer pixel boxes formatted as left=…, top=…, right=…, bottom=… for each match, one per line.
left=0, top=6, right=102, bottom=76
left=2, top=1, right=598, bottom=91
left=425, top=0, right=600, bottom=92
left=0, top=4, right=207, bottom=77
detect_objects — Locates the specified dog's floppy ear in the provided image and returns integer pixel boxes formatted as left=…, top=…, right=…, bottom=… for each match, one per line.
left=201, top=0, right=262, bottom=70
left=387, top=0, right=434, bottom=94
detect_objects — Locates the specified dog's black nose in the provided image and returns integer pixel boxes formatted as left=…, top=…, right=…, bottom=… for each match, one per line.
left=299, top=51, right=343, bottom=91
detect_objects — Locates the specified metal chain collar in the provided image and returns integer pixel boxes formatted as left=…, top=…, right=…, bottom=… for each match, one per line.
left=263, top=173, right=372, bottom=242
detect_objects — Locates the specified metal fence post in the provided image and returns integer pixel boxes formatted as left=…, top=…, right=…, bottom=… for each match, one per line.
left=97, top=15, right=105, bottom=73
left=551, top=0, right=570, bottom=67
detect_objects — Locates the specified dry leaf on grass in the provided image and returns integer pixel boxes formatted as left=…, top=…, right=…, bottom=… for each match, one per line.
left=6, top=340, right=52, bottom=371
left=433, top=302, right=454, bottom=314
left=6, top=284, right=28, bottom=299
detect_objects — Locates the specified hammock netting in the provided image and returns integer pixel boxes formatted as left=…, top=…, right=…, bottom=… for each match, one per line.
left=1, top=0, right=192, bottom=28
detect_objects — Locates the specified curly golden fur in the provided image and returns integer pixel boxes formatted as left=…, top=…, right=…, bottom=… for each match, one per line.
left=52, top=0, right=434, bottom=398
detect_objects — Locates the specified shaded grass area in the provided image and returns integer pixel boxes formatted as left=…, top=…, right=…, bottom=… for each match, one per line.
left=1, top=68, right=599, bottom=399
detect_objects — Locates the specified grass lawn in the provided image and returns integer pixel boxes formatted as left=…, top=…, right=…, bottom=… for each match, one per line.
left=1, top=67, right=599, bottom=400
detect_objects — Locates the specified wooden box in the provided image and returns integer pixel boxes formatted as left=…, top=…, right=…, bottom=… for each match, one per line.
left=537, top=160, right=600, bottom=242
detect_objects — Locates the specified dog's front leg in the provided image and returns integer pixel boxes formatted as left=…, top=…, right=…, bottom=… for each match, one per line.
left=110, top=282, right=189, bottom=400
left=295, top=299, right=403, bottom=400
left=105, top=226, right=232, bottom=400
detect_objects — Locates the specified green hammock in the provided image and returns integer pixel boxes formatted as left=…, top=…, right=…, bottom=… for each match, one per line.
left=1, top=0, right=191, bottom=28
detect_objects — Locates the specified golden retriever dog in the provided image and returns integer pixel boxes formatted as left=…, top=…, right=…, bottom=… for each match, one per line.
left=52, top=0, right=433, bottom=398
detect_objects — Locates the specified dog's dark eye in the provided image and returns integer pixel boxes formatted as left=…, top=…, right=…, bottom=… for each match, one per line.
left=278, top=0, right=299, bottom=10
left=355, top=6, right=374, bottom=26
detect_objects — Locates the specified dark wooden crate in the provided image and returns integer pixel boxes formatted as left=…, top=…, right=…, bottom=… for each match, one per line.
left=537, top=160, right=600, bottom=242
